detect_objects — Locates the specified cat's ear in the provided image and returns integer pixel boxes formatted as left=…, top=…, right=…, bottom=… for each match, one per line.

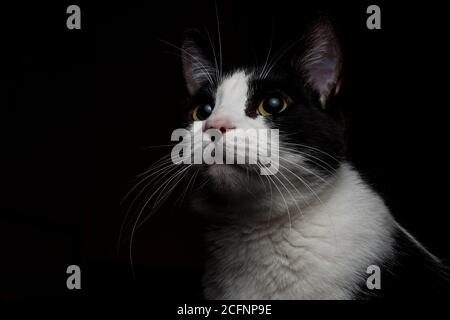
left=181, top=31, right=214, bottom=95
left=293, top=19, right=343, bottom=108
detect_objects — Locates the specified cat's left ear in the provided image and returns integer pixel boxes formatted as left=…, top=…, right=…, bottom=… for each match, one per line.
left=181, top=31, right=214, bottom=95
left=293, top=19, right=343, bottom=108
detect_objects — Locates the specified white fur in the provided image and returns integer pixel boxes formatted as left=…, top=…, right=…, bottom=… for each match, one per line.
left=186, top=71, right=274, bottom=186
left=186, top=71, right=267, bottom=155
left=205, top=70, right=266, bottom=130
left=202, top=163, right=396, bottom=299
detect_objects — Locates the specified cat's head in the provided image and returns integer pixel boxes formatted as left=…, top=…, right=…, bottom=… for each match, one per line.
left=177, top=19, right=345, bottom=215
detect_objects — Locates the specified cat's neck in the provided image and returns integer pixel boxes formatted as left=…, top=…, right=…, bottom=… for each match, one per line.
left=203, top=163, right=396, bottom=299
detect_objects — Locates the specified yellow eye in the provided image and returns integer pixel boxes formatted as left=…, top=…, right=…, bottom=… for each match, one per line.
left=258, top=96, right=288, bottom=117
left=192, top=103, right=214, bottom=121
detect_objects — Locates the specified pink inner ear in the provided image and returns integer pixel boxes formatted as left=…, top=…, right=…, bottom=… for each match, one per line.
left=307, top=54, right=339, bottom=104
left=298, top=20, right=342, bottom=107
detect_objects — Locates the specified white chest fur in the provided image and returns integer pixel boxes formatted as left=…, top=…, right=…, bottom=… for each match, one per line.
left=202, top=164, right=395, bottom=299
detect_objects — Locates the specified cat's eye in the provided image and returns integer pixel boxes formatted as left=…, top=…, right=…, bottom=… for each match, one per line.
left=192, top=103, right=214, bottom=121
left=258, top=96, right=288, bottom=117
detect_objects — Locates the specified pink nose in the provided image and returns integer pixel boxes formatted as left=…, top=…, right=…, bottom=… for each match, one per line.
left=205, top=117, right=235, bottom=133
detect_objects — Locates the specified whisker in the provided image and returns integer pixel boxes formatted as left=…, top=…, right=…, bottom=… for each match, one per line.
left=261, top=37, right=302, bottom=79
left=259, top=162, right=294, bottom=229
left=214, top=0, right=223, bottom=81
left=159, top=39, right=216, bottom=87
left=259, top=20, right=275, bottom=79
left=203, top=26, right=220, bottom=85
left=279, top=146, right=338, bottom=176
left=118, top=161, right=180, bottom=251
left=277, top=153, right=334, bottom=187
left=174, top=166, right=201, bottom=207
left=280, top=140, right=341, bottom=164
left=128, top=164, right=191, bottom=275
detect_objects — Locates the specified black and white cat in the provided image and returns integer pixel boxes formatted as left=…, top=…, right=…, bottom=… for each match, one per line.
left=171, top=19, right=448, bottom=299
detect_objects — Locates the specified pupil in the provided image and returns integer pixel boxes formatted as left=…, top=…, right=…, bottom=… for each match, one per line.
left=203, top=104, right=212, bottom=114
left=197, top=103, right=213, bottom=120
left=264, top=97, right=282, bottom=113
left=268, top=98, right=281, bottom=108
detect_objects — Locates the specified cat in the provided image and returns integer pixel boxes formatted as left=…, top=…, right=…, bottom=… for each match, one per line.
left=169, top=18, right=449, bottom=300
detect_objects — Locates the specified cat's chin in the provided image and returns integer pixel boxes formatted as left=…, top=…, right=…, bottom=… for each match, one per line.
left=207, top=164, right=245, bottom=179
left=204, top=164, right=258, bottom=193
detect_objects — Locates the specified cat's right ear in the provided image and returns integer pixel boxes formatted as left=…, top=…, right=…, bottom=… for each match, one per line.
left=291, top=18, right=343, bottom=108
left=182, top=31, right=214, bottom=95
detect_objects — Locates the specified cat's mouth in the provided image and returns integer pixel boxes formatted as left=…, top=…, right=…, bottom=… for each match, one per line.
left=206, top=162, right=256, bottom=175
left=202, top=161, right=264, bottom=191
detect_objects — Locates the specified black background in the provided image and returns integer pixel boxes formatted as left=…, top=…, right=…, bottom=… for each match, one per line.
left=3, top=0, right=449, bottom=304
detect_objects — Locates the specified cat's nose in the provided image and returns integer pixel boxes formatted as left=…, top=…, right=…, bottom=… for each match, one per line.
left=205, top=117, right=235, bottom=133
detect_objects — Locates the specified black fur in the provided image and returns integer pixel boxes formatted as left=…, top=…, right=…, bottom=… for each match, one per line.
left=248, top=69, right=345, bottom=178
